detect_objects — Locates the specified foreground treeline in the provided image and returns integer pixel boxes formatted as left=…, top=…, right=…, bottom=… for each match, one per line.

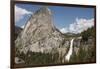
left=70, top=26, right=96, bottom=63
left=15, top=26, right=95, bottom=65
left=16, top=51, right=61, bottom=65
left=70, top=45, right=96, bottom=63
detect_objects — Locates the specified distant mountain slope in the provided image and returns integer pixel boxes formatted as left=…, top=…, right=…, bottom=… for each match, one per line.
left=15, top=26, right=23, bottom=40
left=15, top=7, right=70, bottom=54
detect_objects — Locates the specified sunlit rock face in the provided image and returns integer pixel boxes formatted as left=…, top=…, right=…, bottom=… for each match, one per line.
left=15, top=7, right=70, bottom=54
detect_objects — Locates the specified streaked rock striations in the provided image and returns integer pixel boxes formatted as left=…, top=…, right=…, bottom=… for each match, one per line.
left=15, top=7, right=70, bottom=55
left=15, top=7, right=95, bottom=64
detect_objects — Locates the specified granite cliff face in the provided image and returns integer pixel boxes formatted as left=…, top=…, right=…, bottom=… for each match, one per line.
left=15, top=7, right=95, bottom=64
left=15, top=7, right=70, bottom=55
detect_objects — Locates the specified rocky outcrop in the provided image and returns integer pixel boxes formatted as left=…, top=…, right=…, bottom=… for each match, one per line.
left=15, top=57, right=25, bottom=64
left=14, top=7, right=95, bottom=64
left=15, top=7, right=70, bottom=55
left=15, top=26, right=23, bottom=40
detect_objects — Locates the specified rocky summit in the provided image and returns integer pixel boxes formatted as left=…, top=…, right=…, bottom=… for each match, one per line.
left=15, top=7, right=70, bottom=55
left=15, top=6, right=95, bottom=64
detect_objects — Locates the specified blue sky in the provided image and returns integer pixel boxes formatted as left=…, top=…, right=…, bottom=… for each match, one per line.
left=15, top=3, right=95, bottom=33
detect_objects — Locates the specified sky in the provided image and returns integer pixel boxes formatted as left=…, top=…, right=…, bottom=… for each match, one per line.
left=15, top=3, right=95, bottom=33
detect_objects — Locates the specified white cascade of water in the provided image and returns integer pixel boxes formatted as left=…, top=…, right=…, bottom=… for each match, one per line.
left=65, top=38, right=74, bottom=62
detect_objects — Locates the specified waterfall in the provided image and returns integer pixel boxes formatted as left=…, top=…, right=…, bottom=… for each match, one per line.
left=65, top=38, right=74, bottom=62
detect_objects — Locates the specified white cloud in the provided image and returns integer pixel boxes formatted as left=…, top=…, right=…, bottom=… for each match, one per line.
left=60, top=18, right=94, bottom=34
left=21, top=25, right=25, bottom=29
left=15, top=5, right=32, bottom=22
left=60, top=28, right=68, bottom=33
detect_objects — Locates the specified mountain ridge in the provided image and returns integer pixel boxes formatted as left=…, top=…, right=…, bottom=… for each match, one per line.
left=15, top=7, right=69, bottom=55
